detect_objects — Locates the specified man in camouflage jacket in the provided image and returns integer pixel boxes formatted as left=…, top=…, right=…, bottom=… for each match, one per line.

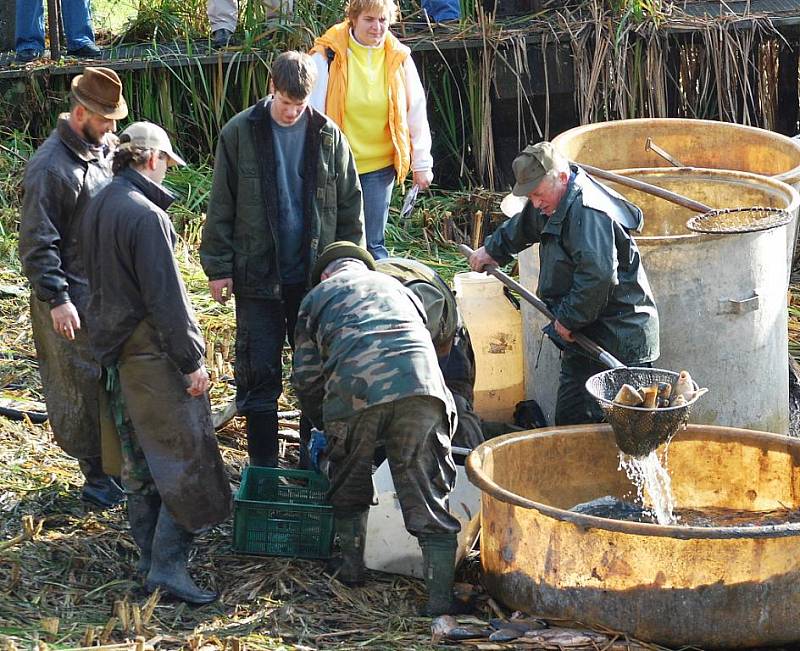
left=291, top=242, right=462, bottom=616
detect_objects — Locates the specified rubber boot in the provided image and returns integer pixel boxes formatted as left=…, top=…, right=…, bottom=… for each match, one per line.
left=78, top=456, right=126, bottom=508
left=145, top=505, right=218, bottom=605
left=246, top=412, right=279, bottom=467
left=419, top=533, right=459, bottom=616
left=327, top=509, right=369, bottom=586
left=127, top=493, right=162, bottom=575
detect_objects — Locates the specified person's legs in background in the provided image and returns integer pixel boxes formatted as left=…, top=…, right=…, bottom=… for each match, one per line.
left=15, top=1, right=45, bottom=62
left=262, top=0, right=294, bottom=24
left=359, top=166, right=395, bottom=260
left=207, top=0, right=238, bottom=46
left=62, top=0, right=100, bottom=56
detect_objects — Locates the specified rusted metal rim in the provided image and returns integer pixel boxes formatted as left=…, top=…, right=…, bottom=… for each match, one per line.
left=465, top=424, right=800, bottom=540
left=553, top=118, right=800, bottom=186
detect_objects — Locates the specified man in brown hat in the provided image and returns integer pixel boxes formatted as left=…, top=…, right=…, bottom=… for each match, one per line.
left=19, top=67, right=129, bottom=508
left=469, top=141, right=660, bottom=425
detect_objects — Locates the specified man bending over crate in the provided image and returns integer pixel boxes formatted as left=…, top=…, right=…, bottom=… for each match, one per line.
left=81, top=122, right=232, bottom=605
left=291, top=241, right=463, bottom=616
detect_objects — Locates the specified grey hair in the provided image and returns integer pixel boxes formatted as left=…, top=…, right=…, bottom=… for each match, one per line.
left=321, top=257, right=367, bottom=278
left=545, top=157, right=570, bottom=180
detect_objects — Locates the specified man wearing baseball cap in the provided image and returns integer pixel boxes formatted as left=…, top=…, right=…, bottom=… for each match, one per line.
left=469, top=141, right=660, bottom=425
left=19, top=67, right=128, bottom=508
left=81, top=122, right=232, bottom=604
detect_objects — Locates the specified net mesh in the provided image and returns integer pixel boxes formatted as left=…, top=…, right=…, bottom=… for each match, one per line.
left=585, top=367, right=699, bottom=457
left=686, top=207, right=791, bottom=234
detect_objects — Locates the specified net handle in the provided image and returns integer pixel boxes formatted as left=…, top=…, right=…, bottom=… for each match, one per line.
left=579, top=164, right=713, bottom=214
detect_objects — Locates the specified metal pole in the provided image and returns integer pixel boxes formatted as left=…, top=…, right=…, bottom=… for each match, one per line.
left=47, top=0, right=61, bottom=60
left=456, top=243, right=625, bottom=370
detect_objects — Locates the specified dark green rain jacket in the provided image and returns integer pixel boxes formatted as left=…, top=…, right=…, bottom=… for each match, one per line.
left=484, top=165, right=660, bottom=365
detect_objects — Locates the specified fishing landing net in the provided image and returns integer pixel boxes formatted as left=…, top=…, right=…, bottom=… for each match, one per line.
left=585, top=367, right=701, bottom=457
left=686, top=207, right=792, bottom=234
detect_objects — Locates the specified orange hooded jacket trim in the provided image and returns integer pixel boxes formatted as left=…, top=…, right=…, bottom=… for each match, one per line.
left=311, top=21, right=412, bottom=180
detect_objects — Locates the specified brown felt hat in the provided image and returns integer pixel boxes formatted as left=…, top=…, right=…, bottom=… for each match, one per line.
left=71, top=67, right=128, bottom=120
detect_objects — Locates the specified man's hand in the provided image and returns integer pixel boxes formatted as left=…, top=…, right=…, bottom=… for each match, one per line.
left=209, top=278, right=233, bottom=305
left=413, top=169, right=433, bottom=190
left=50, top=302, right=81, bottom=340
left=469, top=246, right=499, bottom=272
left=554, top=319, right=575, bottom=342
left=186, top=366, right=211, bottom=397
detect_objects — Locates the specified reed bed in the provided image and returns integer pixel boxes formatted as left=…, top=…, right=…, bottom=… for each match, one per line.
left=2, top=0, right=797, bottom=189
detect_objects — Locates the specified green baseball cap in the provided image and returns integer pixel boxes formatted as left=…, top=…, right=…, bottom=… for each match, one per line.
left=511, top=142, right=567, bottom=196
left=312, top=241, right=376, bottom=285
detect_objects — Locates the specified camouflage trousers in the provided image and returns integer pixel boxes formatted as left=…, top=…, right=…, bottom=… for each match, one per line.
left=105, top=366, right=157, bottom=497
left=103, top=320, right=233, bottom=533
left=324, top=395, right=461, bottom=536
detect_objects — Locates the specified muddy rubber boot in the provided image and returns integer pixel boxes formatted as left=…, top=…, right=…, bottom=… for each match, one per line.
left=419, top=533, right=460, bottom=616
left=327, top=509, right=368, bottom=586
left=78, top=456, right=126, bottom=508
left=145, top=505, right=218, bottom=605
left=127, top=493, right=162, bottom=576
left=246, top=412, right=279, bottom=467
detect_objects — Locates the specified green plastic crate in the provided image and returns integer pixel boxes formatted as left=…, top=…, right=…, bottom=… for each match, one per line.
left=233, top=466, right=334, bottom=559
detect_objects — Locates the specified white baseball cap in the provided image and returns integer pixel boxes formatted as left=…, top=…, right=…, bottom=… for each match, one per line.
left=118, top=121, right=186, bottom=167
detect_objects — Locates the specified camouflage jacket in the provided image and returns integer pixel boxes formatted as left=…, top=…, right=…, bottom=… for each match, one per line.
left=291, top=269, right=456, bottom=428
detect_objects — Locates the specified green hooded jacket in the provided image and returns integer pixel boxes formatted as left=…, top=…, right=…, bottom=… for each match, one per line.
left=200, top=99, right=365, bottom=299
left=485, top=165, right=660, bottom=364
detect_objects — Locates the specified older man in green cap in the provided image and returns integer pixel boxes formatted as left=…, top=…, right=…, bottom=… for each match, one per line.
left=469, top=141, right=660, bottom=425
left=292, top=242, right=462, bottom=616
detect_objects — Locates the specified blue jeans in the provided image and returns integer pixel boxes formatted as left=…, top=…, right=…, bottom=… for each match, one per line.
left=360, top=165, right=395, bottom=260
left=16, top=0, right=96, bottom=53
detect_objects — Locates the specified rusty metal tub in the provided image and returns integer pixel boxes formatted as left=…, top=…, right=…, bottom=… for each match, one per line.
left=466, top=424, right=800, bottom=648
left=551, top=118, right=800, bottom=188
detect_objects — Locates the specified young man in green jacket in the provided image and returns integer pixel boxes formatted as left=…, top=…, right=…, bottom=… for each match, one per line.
left=470, top=142, right=660, bottom=425
left=200, top=51, right=364, bottom=467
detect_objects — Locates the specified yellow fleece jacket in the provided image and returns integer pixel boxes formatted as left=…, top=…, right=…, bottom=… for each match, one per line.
left=311, top=21, right=412, bottom=180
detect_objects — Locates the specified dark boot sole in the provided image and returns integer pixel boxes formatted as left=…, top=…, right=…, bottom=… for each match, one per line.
left=145, top=580, right=218, bottom=606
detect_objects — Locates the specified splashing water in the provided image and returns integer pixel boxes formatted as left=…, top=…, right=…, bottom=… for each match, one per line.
left=618, top=450, right=676, bottom=525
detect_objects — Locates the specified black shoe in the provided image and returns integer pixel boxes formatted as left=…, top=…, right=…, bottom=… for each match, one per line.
left=15, top=49, right=42, bottom=64
left=211, top=28, right=234, bottom=48
left=81, top=476, right=126, bottom=508
left=66, top=44, right=102, bottom=59
left=78, top=457, right=126, bottom=508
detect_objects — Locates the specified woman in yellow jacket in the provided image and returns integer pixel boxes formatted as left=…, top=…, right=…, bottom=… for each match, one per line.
left=310, top=0, right=434, bottom=260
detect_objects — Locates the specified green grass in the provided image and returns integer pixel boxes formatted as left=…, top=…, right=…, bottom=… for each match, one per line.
left=91, top=0, right=139, bottom=36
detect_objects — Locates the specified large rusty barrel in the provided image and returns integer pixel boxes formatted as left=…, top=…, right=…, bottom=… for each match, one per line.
left=552, top=118, right=800, bottom=187
left=466, top=424, right=800, bottom=647
left=520, top=168, right=799, bottom=432
left=552, top=118, right=800, bottom=262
